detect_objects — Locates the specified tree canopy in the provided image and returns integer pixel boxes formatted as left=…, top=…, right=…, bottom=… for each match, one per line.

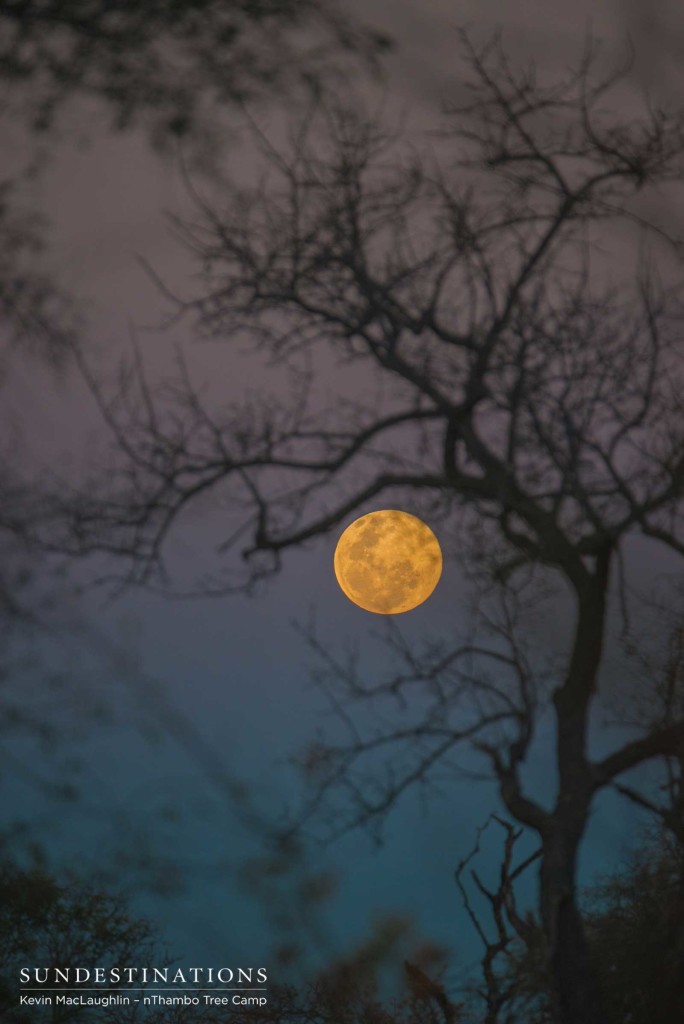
left=0, top=861, right=160, bottom=1022
left=0, top=0, right=389, bottom=144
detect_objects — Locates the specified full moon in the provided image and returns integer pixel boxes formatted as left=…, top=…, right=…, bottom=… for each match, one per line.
left=333, top=510, right=443, bottom=614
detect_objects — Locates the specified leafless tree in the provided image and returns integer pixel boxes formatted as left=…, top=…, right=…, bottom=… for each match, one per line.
left=51, top=35, right=684, bottom=1024
left=453, top=815, right=544, bottom=1024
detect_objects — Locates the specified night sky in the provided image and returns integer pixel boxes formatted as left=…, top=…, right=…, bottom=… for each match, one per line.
left=2, top=0, right=683, bottom=997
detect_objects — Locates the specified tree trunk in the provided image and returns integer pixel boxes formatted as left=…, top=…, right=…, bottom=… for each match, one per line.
left=540, top=824, right=603, bottom=1024
left=540, top=553, right=612, bottom=1023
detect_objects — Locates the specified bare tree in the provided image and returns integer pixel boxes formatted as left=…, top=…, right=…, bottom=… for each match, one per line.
left=454, top=815, right=544, bottom=1023
left=51, top=36, right=684, bottom=1024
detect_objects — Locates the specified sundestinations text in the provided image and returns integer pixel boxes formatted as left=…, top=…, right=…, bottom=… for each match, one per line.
left=20, top=967, right=267, bottom=985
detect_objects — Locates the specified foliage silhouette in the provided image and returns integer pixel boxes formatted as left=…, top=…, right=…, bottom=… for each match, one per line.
left=0, top=861, right=161, bottom=1022
left=495, top=830, right=684, bottom=1023
left=0, top=0, right=390, bottom=146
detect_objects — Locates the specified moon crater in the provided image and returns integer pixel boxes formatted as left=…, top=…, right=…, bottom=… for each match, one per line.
left=334, top=510, right=442, bottom=614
